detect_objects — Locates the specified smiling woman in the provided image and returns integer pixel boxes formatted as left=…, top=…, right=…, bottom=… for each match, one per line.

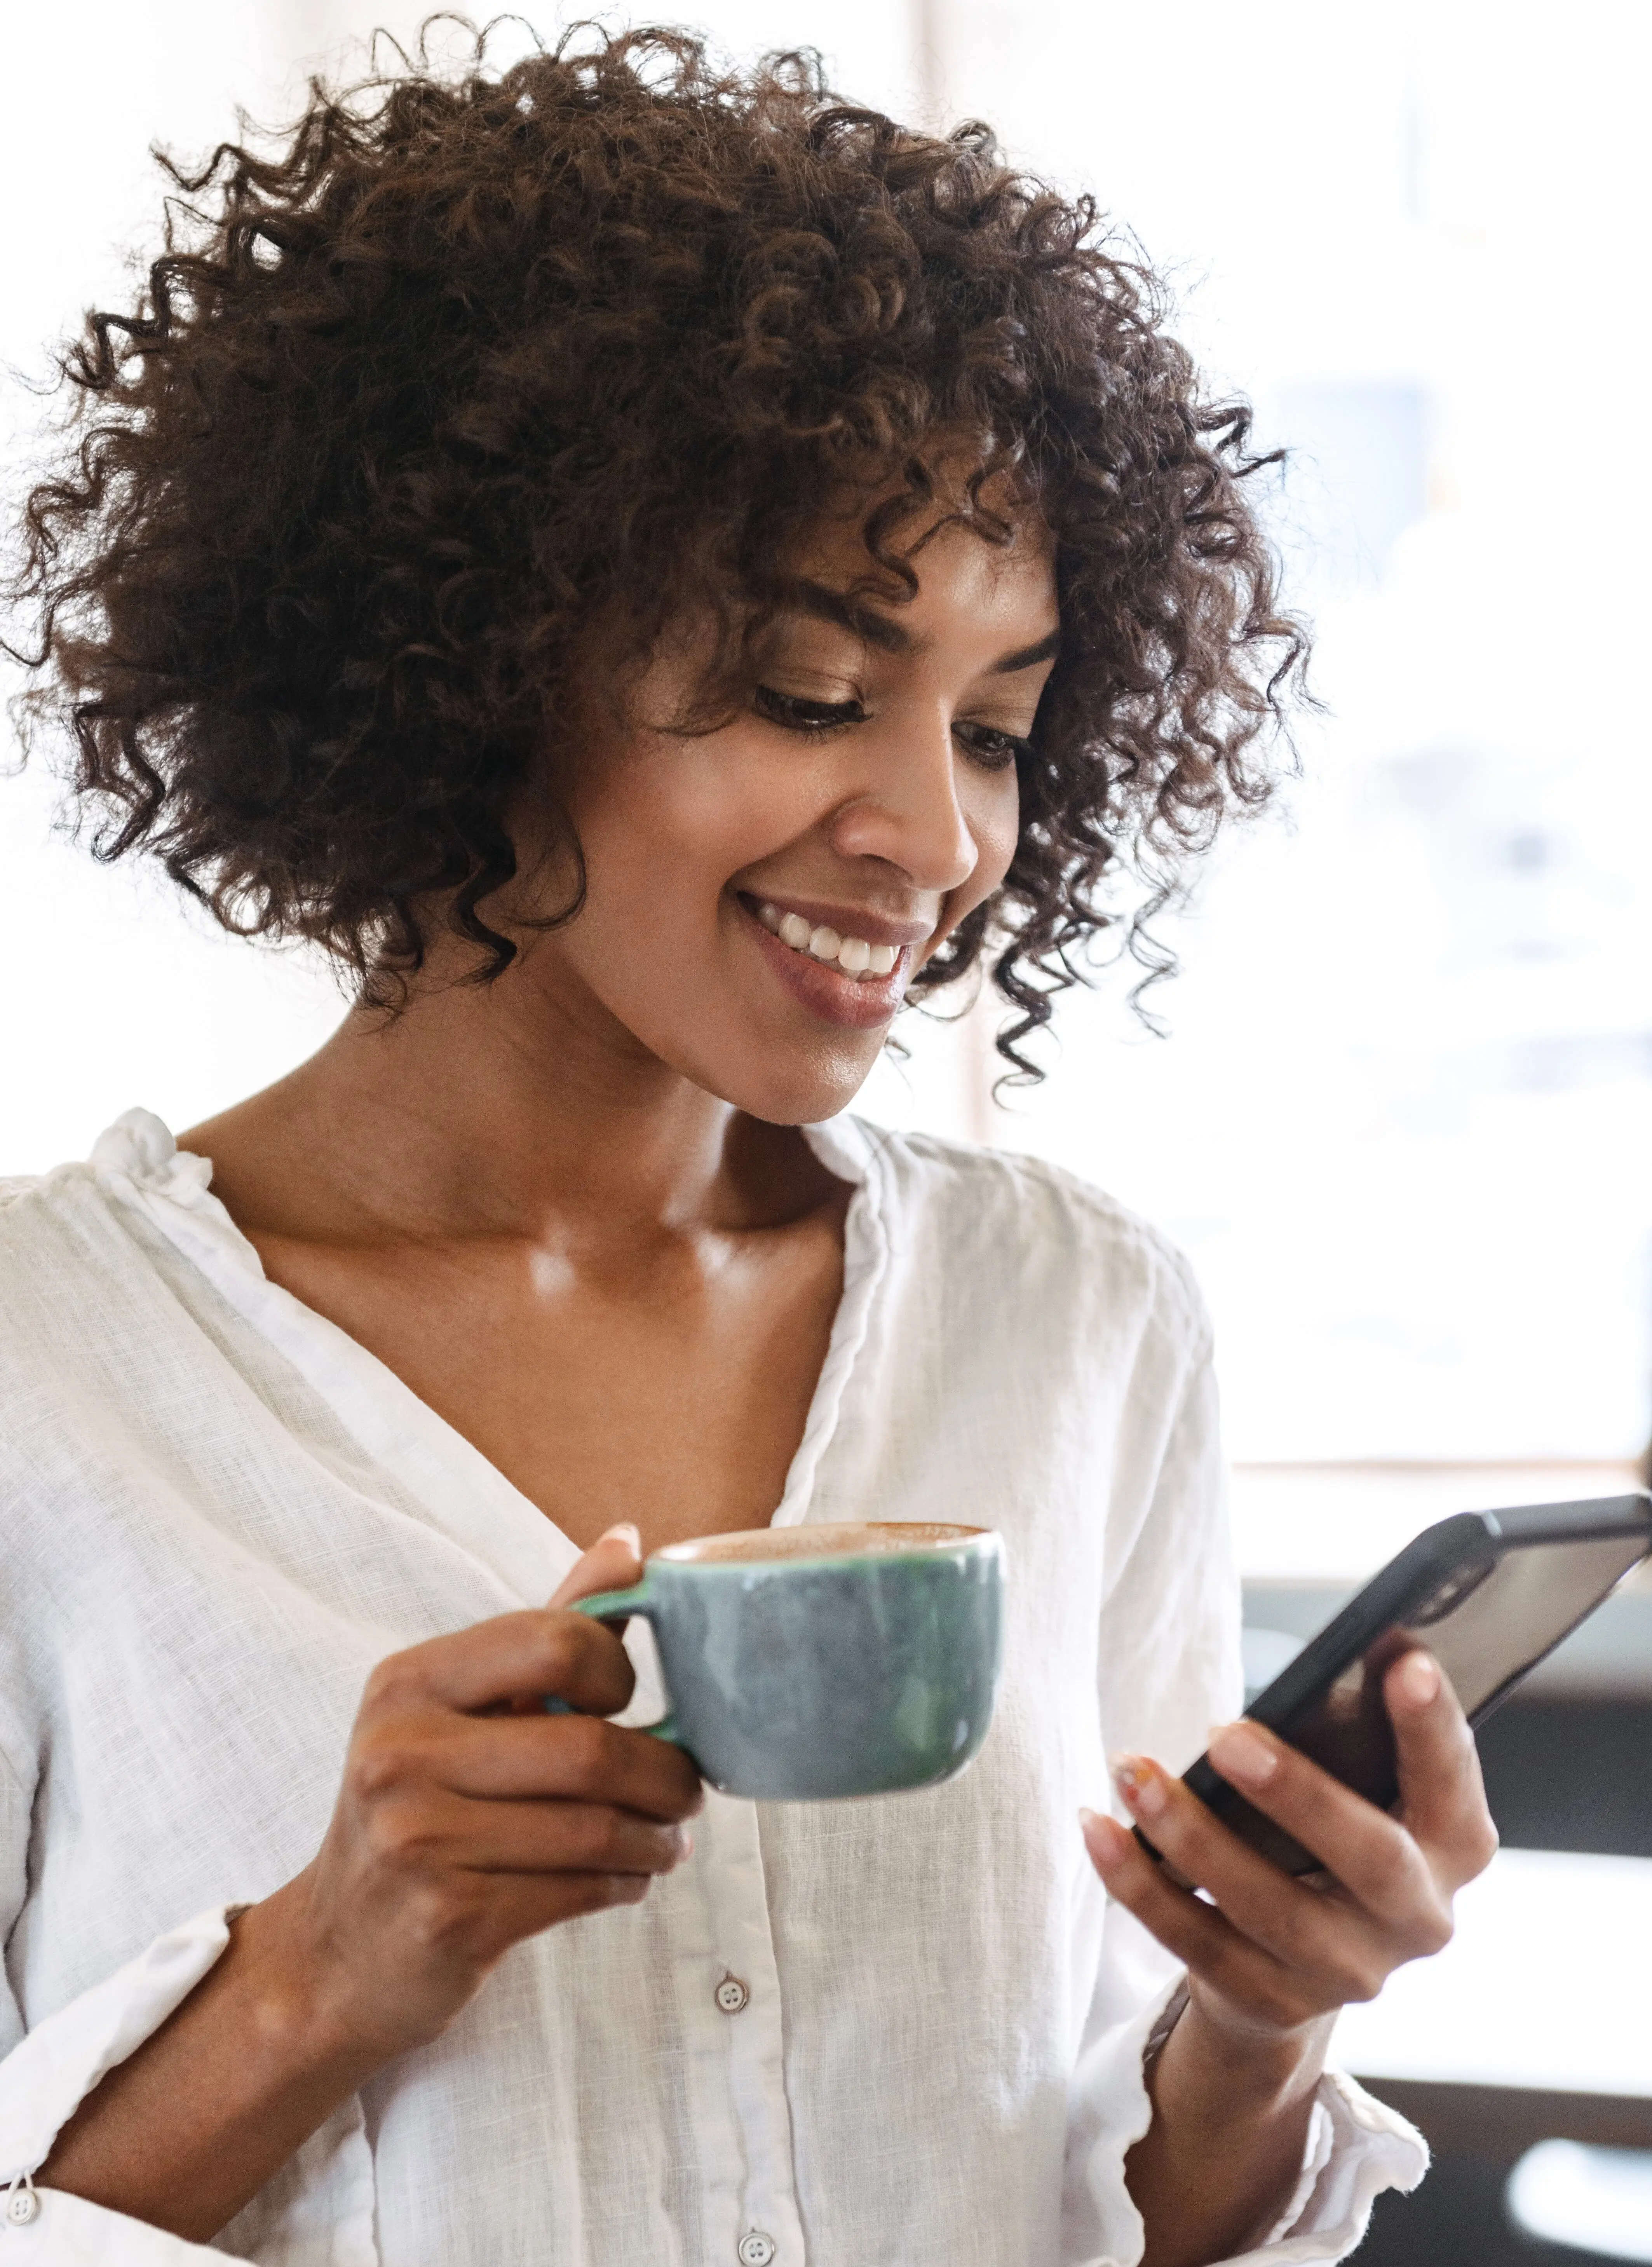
left=0, top=22, right=1494, bottom=2267
left=7, top=26, right=1293, bottom=1075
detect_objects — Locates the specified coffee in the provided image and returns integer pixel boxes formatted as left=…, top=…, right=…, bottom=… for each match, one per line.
left=658, top=1521, right=984, bottom=1566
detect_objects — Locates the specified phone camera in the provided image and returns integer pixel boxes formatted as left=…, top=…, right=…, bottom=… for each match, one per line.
left=1410, top=1557, right=1496, bottom=1626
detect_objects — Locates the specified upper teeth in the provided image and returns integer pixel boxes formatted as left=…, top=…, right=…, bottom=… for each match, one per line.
left=756, top=901, right=899, bottom=978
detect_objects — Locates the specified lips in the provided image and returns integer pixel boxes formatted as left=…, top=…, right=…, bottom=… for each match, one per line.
left=737, top=893, right=923, bottom=1031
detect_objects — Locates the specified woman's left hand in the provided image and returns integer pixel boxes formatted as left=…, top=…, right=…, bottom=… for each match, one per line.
left=1082, top=1649, right=1499, bottom=2266
left=1088, top=1648, right=1499, bottom=2042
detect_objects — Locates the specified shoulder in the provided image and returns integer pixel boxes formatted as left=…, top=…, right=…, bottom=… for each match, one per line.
left=0, top=1161, right=132, bottom=1362
left=0, top=1127, right=200, bottom=1401
left=838, top=1116, right=1210, bottom=1366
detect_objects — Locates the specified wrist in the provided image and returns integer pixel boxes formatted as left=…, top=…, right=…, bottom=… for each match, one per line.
left=1157, top=1991, right=1333, bottom=2118
left=230, top=1875, right=400, bottom=2089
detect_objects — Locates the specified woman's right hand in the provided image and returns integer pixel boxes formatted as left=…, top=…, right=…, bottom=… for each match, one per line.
left=262, top=1521, right=703, bottom=2063
left=40, top=1525, right=699, bottom=2241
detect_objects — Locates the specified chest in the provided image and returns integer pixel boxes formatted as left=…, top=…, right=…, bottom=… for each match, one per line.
left=249, top=1212, right=848, bottom=1552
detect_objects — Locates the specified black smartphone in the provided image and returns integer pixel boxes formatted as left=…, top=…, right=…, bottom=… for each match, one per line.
left=1168, top=1492, right=1652, bottom=1877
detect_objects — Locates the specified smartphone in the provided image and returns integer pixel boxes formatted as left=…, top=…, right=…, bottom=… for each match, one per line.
left=1169, top=1492, right=1652, bottom=1877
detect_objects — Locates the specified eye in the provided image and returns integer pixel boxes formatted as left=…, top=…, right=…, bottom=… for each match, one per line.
left=753, top=685, right=867, bottom=734
left=953, top=722, right=1033, bottom=773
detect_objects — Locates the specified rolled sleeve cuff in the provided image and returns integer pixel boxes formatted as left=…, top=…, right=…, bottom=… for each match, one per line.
left=1065, top=1979, right=1429, bottom=2267
left=1244, top=2069, right=1427, bottom=2263
left=0, top=1905, right=253, bottom=2264
left=0, top=2185, right=247, bottom=2264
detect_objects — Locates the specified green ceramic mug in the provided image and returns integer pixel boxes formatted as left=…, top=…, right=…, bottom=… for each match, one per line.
left=548, top=1521, right=1004, bottom=1800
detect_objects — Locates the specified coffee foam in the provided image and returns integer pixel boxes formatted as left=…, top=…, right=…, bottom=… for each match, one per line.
left=657, top=1521, right=985, bottom=1567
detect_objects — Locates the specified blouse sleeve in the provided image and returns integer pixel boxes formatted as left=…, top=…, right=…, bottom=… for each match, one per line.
left=1061, top=1341, right=1430, bottom=2265
left=0, top=1741, right=255, bottom=2260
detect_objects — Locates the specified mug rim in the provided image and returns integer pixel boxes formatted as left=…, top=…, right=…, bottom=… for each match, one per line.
left=652, top=1520, right=998, bottom=1573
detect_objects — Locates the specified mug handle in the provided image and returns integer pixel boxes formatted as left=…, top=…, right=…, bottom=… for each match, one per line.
left=542, top=1577, right=683, bottom=1747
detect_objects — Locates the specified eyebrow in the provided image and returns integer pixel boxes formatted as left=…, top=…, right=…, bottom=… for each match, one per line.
left=789, top=581, right=1061, bottom=674
left=988, top=628, right=1062, bottom=675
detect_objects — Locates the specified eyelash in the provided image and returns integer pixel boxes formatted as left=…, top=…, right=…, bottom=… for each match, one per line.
left=752, top=685, right=1031, bottom=772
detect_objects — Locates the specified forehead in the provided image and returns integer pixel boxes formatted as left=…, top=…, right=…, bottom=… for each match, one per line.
left=788, top=481, right=1058, bottom=631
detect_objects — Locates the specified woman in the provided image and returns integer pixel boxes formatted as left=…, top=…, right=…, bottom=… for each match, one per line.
left=0, top=30, right=1495, bottom=2267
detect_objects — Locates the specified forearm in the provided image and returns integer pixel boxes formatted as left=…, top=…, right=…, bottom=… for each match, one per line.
left=38, top=1875, right=386, bottom=2244
left=1125, top=1999, right=1335, bottom=2267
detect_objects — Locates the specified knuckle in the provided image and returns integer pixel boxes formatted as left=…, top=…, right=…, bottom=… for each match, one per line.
left=364, top=1794, right=444, bottom=1869
left=1465, top=1817, right=1500, bottom=1876
left=350, top=1726, right=423, bottom=1804
left=1362, top=1840, right=1420, bottom=1913
left=1409, top=1901, right=1455, bottom=1959
left=1332, top=1955, right=1388, bottom=2005
left=362, top=1653, right=422, bottom=1713
left=405, top=1875, right=486, bottom=1953
left=537, top=1617, right=587, bottom=1689
left=551, top=1712, right=618, bottom=1789
left=568, top=1807, right=629, bottom=1869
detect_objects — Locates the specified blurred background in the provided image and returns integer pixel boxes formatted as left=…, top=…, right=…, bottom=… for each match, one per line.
left=3, top=3, right=1649, bottom=2258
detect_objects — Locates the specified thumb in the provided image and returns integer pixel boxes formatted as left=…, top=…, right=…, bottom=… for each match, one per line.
left=549, top=1522, right=645, bottom=1611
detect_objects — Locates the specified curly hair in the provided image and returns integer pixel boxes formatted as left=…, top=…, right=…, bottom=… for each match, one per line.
left=7, top=22, right=1304, bottom=1074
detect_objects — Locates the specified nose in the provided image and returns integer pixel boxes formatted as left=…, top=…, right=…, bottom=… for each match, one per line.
left=826, top=701, right=980, bottom=895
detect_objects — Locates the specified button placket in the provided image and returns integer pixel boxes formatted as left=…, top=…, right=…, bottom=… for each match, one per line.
left=695, top=1790, right=808, bottom=2267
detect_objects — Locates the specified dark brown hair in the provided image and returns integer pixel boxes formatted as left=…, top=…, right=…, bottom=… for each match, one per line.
left=7, top=23, right=1303, bottom=1073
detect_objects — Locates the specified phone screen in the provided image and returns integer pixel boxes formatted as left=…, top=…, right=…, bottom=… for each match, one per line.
left=1275, top=1528, right=1649, bottom=1813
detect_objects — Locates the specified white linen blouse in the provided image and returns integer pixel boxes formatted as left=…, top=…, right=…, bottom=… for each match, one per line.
left=0, top=1107, right=1424, bottom=2267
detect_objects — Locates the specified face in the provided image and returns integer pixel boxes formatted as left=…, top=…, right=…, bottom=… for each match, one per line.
left=518, top=497, right=1060, bottom=1124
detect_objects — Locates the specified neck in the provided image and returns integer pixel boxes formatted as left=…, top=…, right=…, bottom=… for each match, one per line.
left=185, top=940, right=827, bottom=1250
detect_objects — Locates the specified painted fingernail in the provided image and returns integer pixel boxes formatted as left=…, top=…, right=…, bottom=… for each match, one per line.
left=1109, top=1754, right=1167, bottom=1821
left=1208, top=1723, right=1279, bottom=1788
left=1393, top=1651, right=1441, bottom=1709
left=1080, top=1809, right=1130, bottom=1867
left=600, top=1523, right=643, bottom=1551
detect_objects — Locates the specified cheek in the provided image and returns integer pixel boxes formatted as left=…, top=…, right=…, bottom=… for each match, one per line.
left=570, top=738, right=793, bottom=933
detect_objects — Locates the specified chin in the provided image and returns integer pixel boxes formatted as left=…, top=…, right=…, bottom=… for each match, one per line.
left=688, top=1038, right=883, bottom=1128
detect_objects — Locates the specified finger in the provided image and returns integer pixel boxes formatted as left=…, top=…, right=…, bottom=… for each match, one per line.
left=378, top=1786, right=694, bottom=1877
left=464, top=1866, right=655, bottom=1947
left=418, top=1710, right=704, bottom=1821
left=1196, top=1721, right=1447, bottom=1937
left=550, top=1525, right=645, bottom=1612
left=1109, top=1758, right=1411, bottom=2003
left=369, top=1609, right=636, bottom=1719
left=1080, top=1810, right=1303, bottom=2021
left=1385, top=1650, right=1499, bottom=1887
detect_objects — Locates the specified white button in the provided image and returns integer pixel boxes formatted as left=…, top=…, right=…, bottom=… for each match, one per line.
left=5, top=2187, right=40, bottom=2226
left=715, top=1974, right=750, bottom=2014
left=737, top=2234, right=775, bottom=2266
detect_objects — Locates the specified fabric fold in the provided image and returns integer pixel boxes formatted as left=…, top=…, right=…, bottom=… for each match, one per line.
left=0, top=1908, right=234, bottom=2183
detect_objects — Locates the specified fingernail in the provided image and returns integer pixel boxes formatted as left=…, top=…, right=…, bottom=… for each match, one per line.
left=1208, top=1722, right=1279, bottom=1788
left=1109, top=1754, right=1167, bottom=1821
left=600, top=1523, right=643, bottom=1551
left=1393, top=1651, right=1441, bottom=1709
left=1080, top=1808, right=1130, bottom=1867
